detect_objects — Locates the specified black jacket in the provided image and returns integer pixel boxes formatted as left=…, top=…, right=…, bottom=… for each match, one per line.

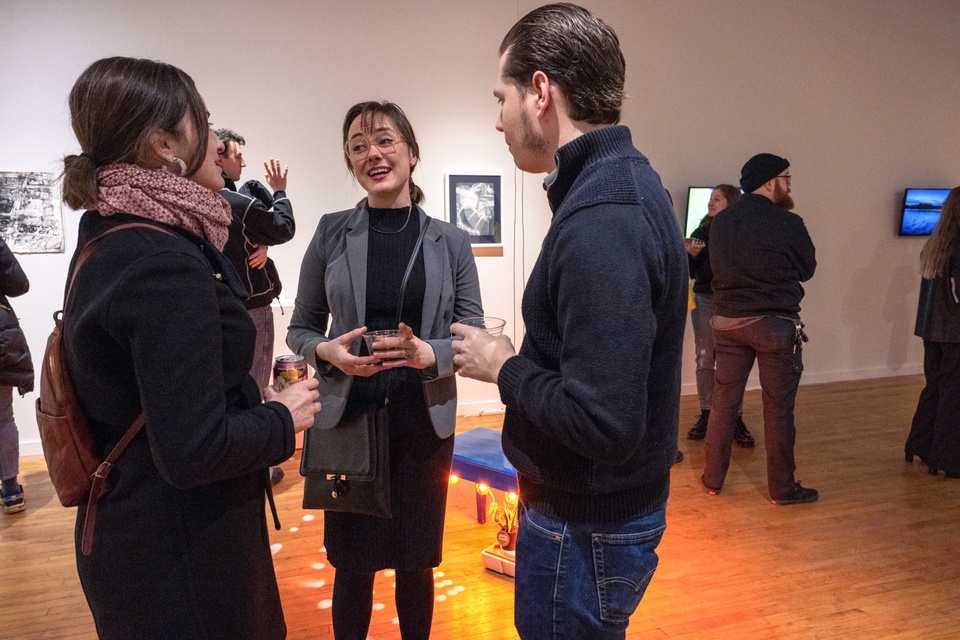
left=688, top=219, right=714, bottom=294
left=221, top=177, right=295, bottom=309
left=0, top=235, right=33, bottom=393
left=709, top=193, right=816, bottom=319
left=916, top=239, right=960, bottom=343
left=64, top=211, right=294, bottom=639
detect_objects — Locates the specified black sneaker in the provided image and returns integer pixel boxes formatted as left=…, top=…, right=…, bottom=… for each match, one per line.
left=771, top=482, right=818, bottom=505
left=687, top=410, right=709, bottom=440
left=269, top=467, right=285, bottom=486
left=1, top=484, right=25, bottom=515
left=734, top=416, right=755, bottom=448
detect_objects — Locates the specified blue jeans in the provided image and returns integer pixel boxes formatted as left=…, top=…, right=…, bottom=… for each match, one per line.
left=703, top=316, right=803, bottom=498
left=247, top=305, right=275, bottom=398
left=514, top=503, right=666, bottom=639
left=0, top=386, right=19, bottom=482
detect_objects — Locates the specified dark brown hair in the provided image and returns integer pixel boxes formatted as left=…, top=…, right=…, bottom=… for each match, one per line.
left=499, top=3, right=625, bottom=125
left=62, top=57, right=209, bottom=210
left=699, top=184, right=741, bottom=228
left=341, top=101, right=424, bottom=205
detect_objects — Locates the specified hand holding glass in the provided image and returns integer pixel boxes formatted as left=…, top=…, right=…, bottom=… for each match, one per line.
left=456, top=316, right=506, bottom=337
left=363, top=329, right=405, bottom=362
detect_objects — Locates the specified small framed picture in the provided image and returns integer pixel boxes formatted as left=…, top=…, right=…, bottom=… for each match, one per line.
left=447, top=174, right=501, bottom=244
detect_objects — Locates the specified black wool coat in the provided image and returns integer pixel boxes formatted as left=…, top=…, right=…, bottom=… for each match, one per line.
left=64, top=211, right=295, bottom=640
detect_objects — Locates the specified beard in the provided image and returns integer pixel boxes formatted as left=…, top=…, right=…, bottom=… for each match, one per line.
left=519, top=107, right=548, bottom=156
left=773, top=181, right=795, bottom=210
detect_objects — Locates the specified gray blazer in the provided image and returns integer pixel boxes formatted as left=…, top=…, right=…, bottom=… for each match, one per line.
left=286, top=201, right=483, bottom=439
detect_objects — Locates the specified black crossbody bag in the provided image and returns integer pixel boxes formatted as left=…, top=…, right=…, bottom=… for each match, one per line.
left=300, top=218, right=430, bottom=518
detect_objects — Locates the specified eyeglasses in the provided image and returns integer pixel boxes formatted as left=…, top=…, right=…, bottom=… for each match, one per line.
left=776, top=173, right=792, bottom=183
left=345, top=134, right=405, bottom=160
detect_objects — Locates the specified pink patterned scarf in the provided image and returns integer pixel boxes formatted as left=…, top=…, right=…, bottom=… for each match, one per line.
left=95, top=164, right=232, bottom=250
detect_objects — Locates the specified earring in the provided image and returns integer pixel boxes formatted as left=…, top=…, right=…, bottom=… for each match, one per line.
left=163, top=157, right=187, bottom=176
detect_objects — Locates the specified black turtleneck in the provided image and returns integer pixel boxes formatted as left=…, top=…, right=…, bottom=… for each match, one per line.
left=365, top=206, right=424, bottom=334
left=347, top=205, right=426, bottom=410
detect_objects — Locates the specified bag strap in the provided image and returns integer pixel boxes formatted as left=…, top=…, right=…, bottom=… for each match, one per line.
left=80, top=414, right=147, bottom=555
left=69, top=221, right=174, bottom=556
left=396, top=216, right=430, bottom=326
left=380, top=216, right=430, bottom=406
left=66, top=222, right=174, bottom=306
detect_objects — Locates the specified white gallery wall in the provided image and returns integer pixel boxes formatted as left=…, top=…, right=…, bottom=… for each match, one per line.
left=1, top=0, right=958, bottom=454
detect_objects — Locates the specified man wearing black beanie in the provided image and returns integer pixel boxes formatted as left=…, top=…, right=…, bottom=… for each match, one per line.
left=701, top=153, right=818, bottom=505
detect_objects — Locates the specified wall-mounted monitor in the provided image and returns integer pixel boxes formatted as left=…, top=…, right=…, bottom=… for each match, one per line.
left=900, top=188, right=950, bottom=236
left=684, top=187, right=713, bottom=237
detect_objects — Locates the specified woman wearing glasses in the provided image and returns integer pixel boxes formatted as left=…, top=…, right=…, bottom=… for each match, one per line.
left=287, top=100, right=482, bottom=639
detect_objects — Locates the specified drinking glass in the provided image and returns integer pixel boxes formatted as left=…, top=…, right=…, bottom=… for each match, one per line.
left=458, top=316, right=506, bottom=336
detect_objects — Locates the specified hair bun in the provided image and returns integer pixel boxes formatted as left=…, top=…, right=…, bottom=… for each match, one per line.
left=62, top=152, right=102, bottom=210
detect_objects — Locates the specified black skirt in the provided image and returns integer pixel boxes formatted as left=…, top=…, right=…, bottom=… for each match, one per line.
left=324, top=381, right=454, bottom=572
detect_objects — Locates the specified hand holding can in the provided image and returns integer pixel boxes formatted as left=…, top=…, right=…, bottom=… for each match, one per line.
left=274, top=355, right=308, bottom=390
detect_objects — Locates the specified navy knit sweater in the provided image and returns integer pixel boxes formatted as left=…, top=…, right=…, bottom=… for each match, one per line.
left=497, top=126, right=687, bottom=522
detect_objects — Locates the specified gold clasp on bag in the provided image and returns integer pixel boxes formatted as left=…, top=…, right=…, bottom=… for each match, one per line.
left=327, top=474, right=349, bottom=498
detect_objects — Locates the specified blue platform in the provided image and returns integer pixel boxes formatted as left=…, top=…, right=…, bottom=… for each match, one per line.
left=452, top=426, right=518, bottom=493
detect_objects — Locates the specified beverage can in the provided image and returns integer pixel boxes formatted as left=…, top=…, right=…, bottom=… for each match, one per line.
left=274, top=354, right=308, bottom=390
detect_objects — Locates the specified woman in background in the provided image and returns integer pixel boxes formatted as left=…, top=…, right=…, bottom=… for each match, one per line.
left=0, top=233, right=33, bottom=514
left=906, top=186, right=960, bottom=478
left=287, top=100, right=482, bottom=640
left=61, top=56, right=319, bottom=639
left=685, top=184, right=754, bottom=446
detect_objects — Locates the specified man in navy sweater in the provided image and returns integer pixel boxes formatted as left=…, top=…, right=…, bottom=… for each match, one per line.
left=452, top=4, right=687, bottom=638
left=701, top=153, right=818, bottom=505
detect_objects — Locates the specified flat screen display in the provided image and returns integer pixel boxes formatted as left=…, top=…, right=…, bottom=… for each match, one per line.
left=684, top=187, right=713, bottom=237
left=900, top=188, right=950, bottom=236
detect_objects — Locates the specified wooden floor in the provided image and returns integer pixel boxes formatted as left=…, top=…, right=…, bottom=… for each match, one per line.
left=3, top=375, right=959, bottom=639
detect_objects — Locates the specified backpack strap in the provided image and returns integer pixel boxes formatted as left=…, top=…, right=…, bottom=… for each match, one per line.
left=69, top=221, right=174, bottom=556
left=80, top=414, right=147, bottom=555
left=66, top=222, right=174, bottom=307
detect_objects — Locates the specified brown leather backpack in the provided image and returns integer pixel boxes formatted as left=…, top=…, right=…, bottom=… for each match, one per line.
left=35, top=222, right=169, bottom=554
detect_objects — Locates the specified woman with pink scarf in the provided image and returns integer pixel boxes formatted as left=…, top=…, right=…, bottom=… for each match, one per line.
left=59, top=57, right=319, bottom=639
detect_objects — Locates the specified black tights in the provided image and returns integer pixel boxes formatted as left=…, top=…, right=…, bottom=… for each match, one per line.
left=332, top=568, right=435, bottom=640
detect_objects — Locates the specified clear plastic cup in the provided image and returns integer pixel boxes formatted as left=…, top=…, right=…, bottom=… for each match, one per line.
left=363, top=329, right=403, bottom=360
left=458, top=316, right=506, bottom=336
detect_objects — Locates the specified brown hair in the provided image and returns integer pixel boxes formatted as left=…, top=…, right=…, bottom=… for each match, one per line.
left=499, top=3, right=625, bottom=125
left=341, top=101, right=424, bottom=205
left=62, top=57, right=209, bottom=210
left=920, top=186, right=960, bottom=279
left=699, top=184, right=741, bottom=228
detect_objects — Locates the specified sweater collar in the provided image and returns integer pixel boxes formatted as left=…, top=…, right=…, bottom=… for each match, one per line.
left=546, top=125, right=635, bottom=213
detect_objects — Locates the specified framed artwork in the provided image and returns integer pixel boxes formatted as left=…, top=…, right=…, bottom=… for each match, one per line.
left=0, top=171, right=64, bottom=253
left=447, top=174, right=501, bottom=244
